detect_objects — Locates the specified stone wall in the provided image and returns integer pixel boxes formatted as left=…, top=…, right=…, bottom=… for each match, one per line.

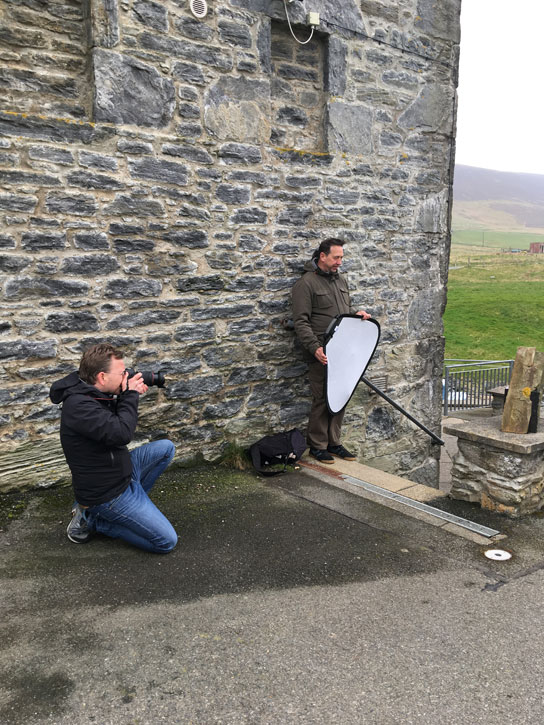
left=445, top=417, right=544, bottom=517
left=0, top=0, right=461, bottom=492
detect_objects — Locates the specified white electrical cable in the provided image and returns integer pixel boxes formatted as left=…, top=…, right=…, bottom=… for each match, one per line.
left=283, top=0, right=315, bottom=45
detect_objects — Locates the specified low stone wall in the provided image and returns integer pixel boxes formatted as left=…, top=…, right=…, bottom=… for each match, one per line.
left=445, top=417, right=544, bottom=517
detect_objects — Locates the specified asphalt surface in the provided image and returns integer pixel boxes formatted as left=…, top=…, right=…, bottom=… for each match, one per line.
left=2, top=465, right=544, bottom=724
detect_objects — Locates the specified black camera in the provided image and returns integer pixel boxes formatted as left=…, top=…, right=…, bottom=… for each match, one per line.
left=126, top=368, right=166, bottom=388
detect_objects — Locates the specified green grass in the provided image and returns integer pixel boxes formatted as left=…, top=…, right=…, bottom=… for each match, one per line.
left=444, top=251, right=544, bottom=359
left=452, top=229, right=544, bottom=250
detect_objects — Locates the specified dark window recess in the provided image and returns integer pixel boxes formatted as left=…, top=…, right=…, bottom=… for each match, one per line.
left=270, top=21, right=326, bottom=152
left=0, top=1, right=90, bottom=119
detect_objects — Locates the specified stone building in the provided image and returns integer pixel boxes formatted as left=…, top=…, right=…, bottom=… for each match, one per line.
left=0, top=0, right=461, bottom=492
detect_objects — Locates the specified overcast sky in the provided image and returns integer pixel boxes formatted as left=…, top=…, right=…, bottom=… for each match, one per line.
left=455, top=0, right=544, bottom=175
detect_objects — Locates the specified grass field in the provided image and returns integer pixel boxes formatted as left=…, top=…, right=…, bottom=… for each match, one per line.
left=451, top=229, right=544, bottom=250
left=443, top=247, right=544, bottom=360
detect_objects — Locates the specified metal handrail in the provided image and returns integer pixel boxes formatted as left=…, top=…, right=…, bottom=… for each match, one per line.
left=444, top=359, right=514, bottom=369
left=361, top=376, right=444, bottom=446
left=443, top=359, right=514, bottom=415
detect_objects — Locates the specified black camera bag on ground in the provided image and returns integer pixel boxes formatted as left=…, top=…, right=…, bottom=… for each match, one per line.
left=249, top=428, right=307, bottom=476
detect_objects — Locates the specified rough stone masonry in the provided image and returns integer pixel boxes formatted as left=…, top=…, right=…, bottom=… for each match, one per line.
left=0, top=0, right=461, bottom=492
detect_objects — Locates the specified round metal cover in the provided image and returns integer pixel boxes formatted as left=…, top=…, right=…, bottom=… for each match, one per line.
left=484, top=549, right=512, bottom=561
left=190, top=0, right=208, bottom=19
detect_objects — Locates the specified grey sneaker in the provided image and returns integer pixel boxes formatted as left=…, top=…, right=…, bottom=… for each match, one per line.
left=67, top=504, right=92, bottom=544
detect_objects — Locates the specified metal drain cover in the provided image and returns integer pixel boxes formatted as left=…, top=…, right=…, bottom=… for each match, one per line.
left=484, top=549, right=512, bottom=561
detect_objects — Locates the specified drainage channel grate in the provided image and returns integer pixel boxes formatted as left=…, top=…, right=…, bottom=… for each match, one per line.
left=340, top=475, right=500, bottom=538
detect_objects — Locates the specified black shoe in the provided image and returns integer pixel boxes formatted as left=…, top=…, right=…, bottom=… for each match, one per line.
left=327, top=444, right=356, bottom=461
left=310, top=448, right=335, bottom=464
left=67, top=504, right=92, bottom=544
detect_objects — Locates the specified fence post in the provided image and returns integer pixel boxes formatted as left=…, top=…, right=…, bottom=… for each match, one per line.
left=443, top=365, right=449, bottom=416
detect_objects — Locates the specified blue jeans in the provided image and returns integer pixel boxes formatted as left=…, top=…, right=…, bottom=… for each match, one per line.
left=86, top=440, right=177, bottom=554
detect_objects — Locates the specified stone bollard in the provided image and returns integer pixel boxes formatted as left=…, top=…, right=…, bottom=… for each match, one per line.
left=501, top=346, right=544, bottom=434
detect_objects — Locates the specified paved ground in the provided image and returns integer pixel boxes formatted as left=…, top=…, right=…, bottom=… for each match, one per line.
left=2, top=460, right=544, bottom=724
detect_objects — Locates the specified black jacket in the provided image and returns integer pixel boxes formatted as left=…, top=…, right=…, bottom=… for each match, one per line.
left=49, top=371, right=139, bottom=507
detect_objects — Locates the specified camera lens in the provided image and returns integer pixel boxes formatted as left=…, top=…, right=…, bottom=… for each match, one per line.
left=141, top=370, right=166, bottom=388
left=126, top=369, right=166, bottom=388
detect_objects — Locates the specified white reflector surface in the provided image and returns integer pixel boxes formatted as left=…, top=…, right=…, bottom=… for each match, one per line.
left=325, top=315, right=380, bottom=414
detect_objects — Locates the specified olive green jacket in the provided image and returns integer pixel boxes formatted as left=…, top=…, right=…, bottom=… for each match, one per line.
left=292, top=259, right=354, bottom=359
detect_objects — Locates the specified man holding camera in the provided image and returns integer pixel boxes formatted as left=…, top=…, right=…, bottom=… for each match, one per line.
left=292, top=238, right=370, bottom=464
left=49, top=343, right=177, bottom=553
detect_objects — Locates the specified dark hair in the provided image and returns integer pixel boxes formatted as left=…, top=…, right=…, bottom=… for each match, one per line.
left=79, top=343, right=124, bottom=384
left=311, top=237, right=345, bottom=260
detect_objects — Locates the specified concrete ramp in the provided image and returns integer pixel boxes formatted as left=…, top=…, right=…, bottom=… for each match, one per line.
left=296, top=456, right=502, bottom=545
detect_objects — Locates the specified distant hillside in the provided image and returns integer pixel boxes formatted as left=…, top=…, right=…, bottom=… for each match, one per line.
left=452, top=165, right=544, bottom=234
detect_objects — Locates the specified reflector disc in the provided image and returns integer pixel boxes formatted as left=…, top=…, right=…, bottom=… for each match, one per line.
left=324, top=315, right=380, bottom=414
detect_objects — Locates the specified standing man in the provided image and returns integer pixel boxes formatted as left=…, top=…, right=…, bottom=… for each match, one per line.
left=49, top=343, right=177, bottom=553
left=292, top=238, right=370, bottom=464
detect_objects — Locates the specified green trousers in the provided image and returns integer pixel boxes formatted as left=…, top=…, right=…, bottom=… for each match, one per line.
left=307, top=360, right=345, bottom=450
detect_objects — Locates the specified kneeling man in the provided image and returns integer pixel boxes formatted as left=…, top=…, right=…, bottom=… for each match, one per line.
left=50, top=343, right=177, bottom=553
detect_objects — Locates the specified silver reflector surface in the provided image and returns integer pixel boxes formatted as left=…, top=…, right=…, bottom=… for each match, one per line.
left=325, top=315, right=380, bottom=414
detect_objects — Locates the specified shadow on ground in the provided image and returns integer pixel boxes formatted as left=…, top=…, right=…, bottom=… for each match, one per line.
left=1, top=465, right=463, bottom=612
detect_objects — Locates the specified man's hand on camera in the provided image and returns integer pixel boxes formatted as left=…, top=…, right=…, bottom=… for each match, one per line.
left=315, top=347, right=328, bottom=365
left=356, top=310, right=371, bottom=320
left=126, top=372, right=148, bottom=394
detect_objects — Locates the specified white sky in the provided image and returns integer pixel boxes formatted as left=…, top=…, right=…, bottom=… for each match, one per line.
left=455, top=0, right=544, bottom=175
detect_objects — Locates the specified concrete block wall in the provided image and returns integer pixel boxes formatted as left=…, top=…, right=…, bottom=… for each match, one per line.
left=0, top=0, right=461, bottom=491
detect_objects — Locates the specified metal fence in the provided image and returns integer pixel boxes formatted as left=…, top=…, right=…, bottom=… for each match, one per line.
left=443, top=359, right=514, bottom=415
